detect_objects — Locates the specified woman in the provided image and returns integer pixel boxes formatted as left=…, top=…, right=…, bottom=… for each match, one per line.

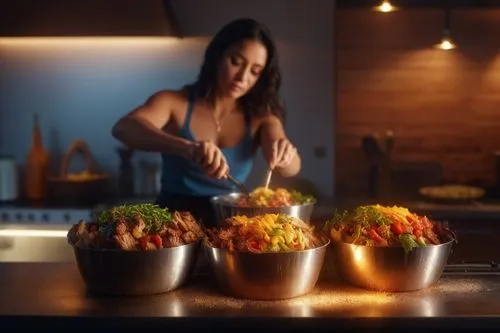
left=111, top=18, right=301, bottom=227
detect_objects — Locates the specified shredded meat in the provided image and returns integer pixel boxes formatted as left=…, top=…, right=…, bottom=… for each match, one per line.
left=67, top=220, right=86, bottom=245
left=145, top=242, right=157, bottom=250
left=163, top=234, right=183, bottom=248
left=162, top=227, right=183, bottom=238
left=181, top=231, right=198, bottom=244
left=114, top=232, right=137, bottom=250
left=68, top=207, right=204, bottom=251
left=115, top=220, right=127, bottom=235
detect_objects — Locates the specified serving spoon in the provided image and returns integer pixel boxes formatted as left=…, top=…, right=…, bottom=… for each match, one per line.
left=264, top=168, right=273, bottom=190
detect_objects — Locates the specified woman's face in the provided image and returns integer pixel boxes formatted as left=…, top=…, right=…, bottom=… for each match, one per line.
left=216, top=39, right=268, bottom=99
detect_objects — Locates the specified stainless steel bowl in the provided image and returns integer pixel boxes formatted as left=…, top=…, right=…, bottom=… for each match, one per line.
left=72, top=241, right=200, bottom=296
left=330, top=239, right=455, bottom=292
left=204, top=240, right=330, bottom=300
left=210, top=192, right=316, bottom=226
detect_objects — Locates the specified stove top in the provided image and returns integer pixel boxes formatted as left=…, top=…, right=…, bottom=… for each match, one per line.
left=0, top=207, right=93, bottom=224
left=444, top=261, right=500, bottom=276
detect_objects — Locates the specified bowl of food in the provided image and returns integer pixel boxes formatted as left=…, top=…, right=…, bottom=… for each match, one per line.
left=67, top=203, right=205, bottom=296
left=324, top=204, right=457, bottom=292
left=210, top=187, right=316, bottom=226
left=203, top=213, right=329, bottom=300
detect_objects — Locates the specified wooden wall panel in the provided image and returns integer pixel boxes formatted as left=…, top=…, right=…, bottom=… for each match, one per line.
left=335, top=7, right=500, bottom=197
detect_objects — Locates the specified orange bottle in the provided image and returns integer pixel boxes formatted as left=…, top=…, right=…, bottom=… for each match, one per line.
left=25, top=113, right=49, bottom=201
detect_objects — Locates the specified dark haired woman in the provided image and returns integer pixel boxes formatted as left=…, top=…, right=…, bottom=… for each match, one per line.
left=111, top=18, right=301, bottom=227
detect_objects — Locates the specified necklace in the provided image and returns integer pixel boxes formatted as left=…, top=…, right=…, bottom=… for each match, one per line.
left=211, top=107, right=234, bottom=133
left=212, top=114, right=224, bottom=133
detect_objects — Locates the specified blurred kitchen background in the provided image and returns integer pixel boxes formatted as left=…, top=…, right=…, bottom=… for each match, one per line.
left=336, top=0, right=500, bottom=203
left=0, top=0, right=335, bottom=223
left=1, top=0, right=500, bottom=227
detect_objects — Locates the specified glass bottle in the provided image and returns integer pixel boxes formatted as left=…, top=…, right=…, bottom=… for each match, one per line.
left=25, top=113, right=49, bottom=201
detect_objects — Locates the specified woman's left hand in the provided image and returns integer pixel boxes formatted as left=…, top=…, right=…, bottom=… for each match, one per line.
left=269, top=138, right=297, bottom=170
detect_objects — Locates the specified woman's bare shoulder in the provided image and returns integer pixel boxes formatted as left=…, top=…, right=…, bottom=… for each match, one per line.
left=146, top=88, right=190, bottom=107
left=249, top=111, right=281, bottom=139
left=252, top=111, right=281, bottom=127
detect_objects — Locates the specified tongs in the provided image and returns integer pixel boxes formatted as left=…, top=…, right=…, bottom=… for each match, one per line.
left=226, top=174, right=249, bottom=194
left=225, top=168, right=272, bottom=194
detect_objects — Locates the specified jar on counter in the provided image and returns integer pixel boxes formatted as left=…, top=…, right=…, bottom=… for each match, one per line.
left=0, top=156, right=18, bottom=202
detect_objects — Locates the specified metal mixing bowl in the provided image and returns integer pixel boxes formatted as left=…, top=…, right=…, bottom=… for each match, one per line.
left=72, top=241, right=200, bottom=296
left=330, top=239, right=455, bottom=292
left=204, top=239, right=330, bottom=300
left=210, top=192, right=316, bottom=226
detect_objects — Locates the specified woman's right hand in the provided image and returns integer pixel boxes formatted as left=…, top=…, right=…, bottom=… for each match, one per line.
left=191, top=141, right=229, bottom=179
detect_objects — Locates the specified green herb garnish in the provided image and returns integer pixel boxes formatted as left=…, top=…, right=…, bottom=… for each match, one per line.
left=97, top=203, right=172, bottom=234
left=323, top=209, right=348, bottom=232
left=290, top=190, right=316, bottom=205
left=352, top=205, right=391, bottom=226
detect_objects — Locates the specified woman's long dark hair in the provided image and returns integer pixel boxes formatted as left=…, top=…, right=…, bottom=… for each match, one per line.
left=187, top=18, right=286, bottom=123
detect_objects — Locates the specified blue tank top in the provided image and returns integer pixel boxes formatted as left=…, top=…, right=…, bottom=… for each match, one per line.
left=160, top=92, right=255, bottom=196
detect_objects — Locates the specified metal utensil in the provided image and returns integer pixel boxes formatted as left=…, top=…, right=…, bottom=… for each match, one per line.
left=226, top=174, right=249, bottom=194
left=264, top=168, right=273, bottom=189
left=210, top=192, right=316, bottom=226
left=204, top=239, right=330, bottom=300
left=72, top=241, right=200, bottom=296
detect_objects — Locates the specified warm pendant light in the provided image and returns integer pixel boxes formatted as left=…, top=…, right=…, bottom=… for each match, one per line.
left=434, top=2, right=457, bottom=50
left=435, top=31, right=457, bottom=50
left=373, top=1, right=398, bottom=13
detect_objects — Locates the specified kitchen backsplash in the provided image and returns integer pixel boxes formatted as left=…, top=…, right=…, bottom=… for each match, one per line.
left=0, top=38, right=207, bottom=198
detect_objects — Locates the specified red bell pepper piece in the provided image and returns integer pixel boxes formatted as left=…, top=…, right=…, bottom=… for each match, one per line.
left=391, top=222, right=405, bottom=236
left=139, top=236, right=149, bottom=250
left=150, top=235, right=163, bottom=249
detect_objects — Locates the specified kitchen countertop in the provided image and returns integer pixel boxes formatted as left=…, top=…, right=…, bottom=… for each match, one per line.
left=1, top=262, right=500, bottom=332
left=402, top=200, right=500, bottom=220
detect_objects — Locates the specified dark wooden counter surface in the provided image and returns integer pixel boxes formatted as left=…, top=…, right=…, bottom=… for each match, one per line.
left=1, top=198, right=500, bottom=332
left=317, top=199, right=500, bottom=221
left=1, top=262, right=500, bottom=332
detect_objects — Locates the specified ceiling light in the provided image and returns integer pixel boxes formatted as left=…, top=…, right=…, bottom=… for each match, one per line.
left=373, top=1, right=398, bottom=13
left=434, top=1, right=457, bottom=51
left=435, top=33, right=457, bottom=51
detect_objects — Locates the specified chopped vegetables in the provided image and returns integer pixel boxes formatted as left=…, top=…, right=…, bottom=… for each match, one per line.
left=205, top=213, right=326, bottom=253
left=235, top=187, right=315, bottom=208
left=324, top=204, right=452, bottom=253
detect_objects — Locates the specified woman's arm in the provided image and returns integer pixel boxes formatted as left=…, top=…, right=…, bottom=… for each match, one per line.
left=259, top=114, right=301, bottom=177
left=111, top=90, right=196, bottom=160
